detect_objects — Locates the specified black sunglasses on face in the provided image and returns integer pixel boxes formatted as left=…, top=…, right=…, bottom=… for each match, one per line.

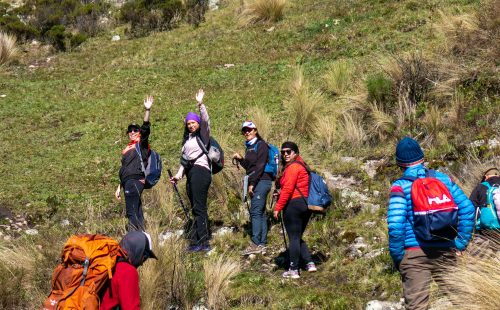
left=241, top=128, right=254, bottom=134
left=281, top=149, right=293, bottom=155
left=128, top=128, right=140, bottom=133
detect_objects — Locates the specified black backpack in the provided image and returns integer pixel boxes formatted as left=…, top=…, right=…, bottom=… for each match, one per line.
left=197, top=136, right=224, bottom=174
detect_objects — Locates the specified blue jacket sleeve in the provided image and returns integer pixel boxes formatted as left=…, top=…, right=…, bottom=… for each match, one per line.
left=387, top=182, right=408, bottom=264
left=438, top=173, right=475, bottom=250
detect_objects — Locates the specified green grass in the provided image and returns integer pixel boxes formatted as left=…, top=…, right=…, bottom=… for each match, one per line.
left=1, top=0, right=497, bottom=308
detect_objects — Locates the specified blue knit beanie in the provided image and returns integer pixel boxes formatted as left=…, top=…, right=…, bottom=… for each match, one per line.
left=395, top=137, right=424, bottom=167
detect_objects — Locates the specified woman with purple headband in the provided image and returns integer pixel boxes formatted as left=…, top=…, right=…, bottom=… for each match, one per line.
left=170, top=89, right=212, bottom=252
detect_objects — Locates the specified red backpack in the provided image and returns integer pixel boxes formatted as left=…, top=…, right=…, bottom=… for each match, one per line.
left=401, top=170, right=458, bottom=241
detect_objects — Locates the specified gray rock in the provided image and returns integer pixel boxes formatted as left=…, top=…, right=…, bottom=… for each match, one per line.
left=470, top=139, right=485, bottom=147
left=25, top=229, right=38, bottom=235
left=364, top=221, right=376, bottom=228
left=488, top=137, right=499, bottom=149
left=341, top=156, right=357, bottom=162
left=361, top=159, right=386, bottom=179
left=324, top=172, right=360, bottom=190
left=111, top=35, right=120, bottom=41
left=342, top=189, right=369, bottom=201
left=212, top=226, right=234, bottom=237
left=208, top=0, right=219, bottom=10
left=61, top=219, right=70, bottom=227
left=362, top=203, right=380, bottom=214
left=364, top=248, right=384, bottom=259
left=248, top=254, right=257, bottom=261
left=365, top=299, right=404, bottom=310
left=347, top=245, right=363, bottom=258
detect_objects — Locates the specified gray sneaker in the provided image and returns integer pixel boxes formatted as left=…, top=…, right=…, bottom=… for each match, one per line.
left=242, top=243, right=261, bottom=256
left=257, top=245, right=267, bottom=254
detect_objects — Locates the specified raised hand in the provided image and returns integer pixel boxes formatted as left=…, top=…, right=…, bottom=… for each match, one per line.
left=195, top=89, right=204, bottom=106
left=144, top=95, right=154, bottom=110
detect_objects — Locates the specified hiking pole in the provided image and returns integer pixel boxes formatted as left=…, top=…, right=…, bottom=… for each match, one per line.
left=167, top=169, right=191, bottom=222
left=279, top=211, right=288, bottom=250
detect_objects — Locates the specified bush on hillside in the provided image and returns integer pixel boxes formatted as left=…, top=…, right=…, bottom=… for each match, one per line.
left=239, top=0, right=287, bottom=26
left=366, top=73, right=393, bottom=104
left=0, top=0, right=109, bottom=51
left=0, top=31, right=18, bottom=66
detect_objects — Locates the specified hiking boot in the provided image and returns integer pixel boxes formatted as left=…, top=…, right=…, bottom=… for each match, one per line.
left=282, top=269, right=300, bottom=279
left=257, top=245, right=267, bottom=254
left=305, top=262, right=317, bottom=272
left=199, top=245, right=212, bottom=252
left=187, top=245, right=201, bottom=252
left=242, top=243, right=261, bottom=256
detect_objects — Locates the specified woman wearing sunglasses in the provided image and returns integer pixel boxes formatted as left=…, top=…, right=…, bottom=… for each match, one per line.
left=115, top=96, right=154, bottom=231
left=232, top=121, right=274, bottom=255
left=170, top=89, right=212, bottom=252
left=273, top=141, right=316, bottom=278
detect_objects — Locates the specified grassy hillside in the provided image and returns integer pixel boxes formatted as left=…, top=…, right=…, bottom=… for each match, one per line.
left=0, top=0, right=498, bottom=309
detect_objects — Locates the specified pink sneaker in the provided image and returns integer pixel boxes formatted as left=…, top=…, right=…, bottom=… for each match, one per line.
left=282, top=269, right=300, bottom=279
left=306, top=262, right=317, bottom=272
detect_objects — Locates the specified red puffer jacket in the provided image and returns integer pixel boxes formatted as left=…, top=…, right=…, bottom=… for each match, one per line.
left=274, top=156, right=310, bottom=212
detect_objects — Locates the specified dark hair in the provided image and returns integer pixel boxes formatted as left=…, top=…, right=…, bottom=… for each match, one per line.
left=182, top=123, right=200, bottom=145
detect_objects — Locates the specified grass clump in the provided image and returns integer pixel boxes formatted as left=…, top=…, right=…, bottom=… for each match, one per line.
left=239, top=0, right=287, bottom=26
left=440, top=232, right=500, bottom=309
left=0, top=31, right=18, bottom=66
left=204, top=254, right=240, bottom=309
left=246, top=106, right=271, bottom=141
left=284, top=65, right=325, bottom=136
left=366, top=72, right=393, bottom=104
left=323, top=59, right=354, bottom=96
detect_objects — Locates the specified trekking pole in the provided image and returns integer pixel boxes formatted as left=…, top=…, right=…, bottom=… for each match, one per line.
left=280, top=212, right=288, bottom=250
left=167, top=169, right=191, bottom=221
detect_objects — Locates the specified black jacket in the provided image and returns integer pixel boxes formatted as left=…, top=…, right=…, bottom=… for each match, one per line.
left=469, top=176, right=500, bottom=209
left=240, top=139, right=272, bottom=187
left=119, top=121, right=150, bottom=185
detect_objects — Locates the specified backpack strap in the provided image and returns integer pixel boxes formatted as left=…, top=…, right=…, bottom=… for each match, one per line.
left=290, top=161, right=310, bottom=205
left=135, top=143, right=146, bottom=174
left=481, top=181, right=492, bottom=189
left=398, top=169, right=434, bottom=182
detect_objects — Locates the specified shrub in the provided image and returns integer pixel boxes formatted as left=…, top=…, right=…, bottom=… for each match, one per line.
left=0, top=31, right=18, bottom=66
left=45, top=24, right=67, bottom=51
left=69, top=32, right=88, bottom=49
left=366, top=72, right=393, bottom=104
left=368, top=103, right=396, bottom=142
left=314, top=115, right=338, bottom=151
left=283, top=65, right=325, bottom=136
left=185, top=0, right=208, bottom=27
left=338, top=113, right=367, bottom=148
left=239, top=0, right=287, bottom=26
left=323, top=59, right=354, bottom=96
left=121, top=0, right=185, bottom=38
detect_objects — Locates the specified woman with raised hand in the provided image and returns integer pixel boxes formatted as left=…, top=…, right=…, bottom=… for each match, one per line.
left=170, top=89, right=212, bottom=252
left=273, top=141, right=316, bottom=279
left=232, top=121, right=273, bottom=255
left=115, top=96, right=153, bottom=232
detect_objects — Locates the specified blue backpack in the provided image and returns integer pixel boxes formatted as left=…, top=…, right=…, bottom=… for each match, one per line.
left=293, top=162, right=332, bottom=213
left=253, top=141, right=279, bottom=179
left=477, top=182, right=500, bottom=230
left=135, top=143, right=162, bottom=189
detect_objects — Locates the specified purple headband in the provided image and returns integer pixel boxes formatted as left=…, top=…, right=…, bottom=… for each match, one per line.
left=185, top=112, right=201, bottom=124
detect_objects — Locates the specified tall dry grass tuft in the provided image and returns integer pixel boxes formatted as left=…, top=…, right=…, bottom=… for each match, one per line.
left=284, top=65, right=325, bottom=136
left=323, top=59, right=354, bottom=96
left=246, top=106, right=271, bottom=140
left=140, top=212, right=196, bottom=309
left=238, top=0, right=287, bottom=26
left=204, top=254, right=240, bottom=309
left=0, top=32, right=18, bottom=66
left=368, top=102, right=396, bottom=141
left=449, top=154, right=500, bottom=194
left=337, top=113, right=367, bottom=148
left=421, top=105, right=444, bottom=146
left=314, top=115, right=338, bottom=151
left=438, top=232, right=500, bottom=309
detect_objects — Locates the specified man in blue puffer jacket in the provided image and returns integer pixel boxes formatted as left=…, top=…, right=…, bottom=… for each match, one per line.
left=387, top=137, right=475, bottom=310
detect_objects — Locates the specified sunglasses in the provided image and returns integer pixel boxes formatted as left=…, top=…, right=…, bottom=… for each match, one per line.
left=128, top=128, right=140, bottom=133
left=281, top=149, right=293, bottom=155
left=241, top=127, right=254, bottom=134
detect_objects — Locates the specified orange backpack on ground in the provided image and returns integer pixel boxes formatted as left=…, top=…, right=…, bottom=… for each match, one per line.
left=42, top=234, right=124, bottom=310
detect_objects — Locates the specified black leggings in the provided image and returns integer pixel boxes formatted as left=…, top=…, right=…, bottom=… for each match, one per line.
left=283, top=198, right=313, bottom=270
left=124, top=179, right=145, bottom=231
left=186, top=165, right=212, bottom=246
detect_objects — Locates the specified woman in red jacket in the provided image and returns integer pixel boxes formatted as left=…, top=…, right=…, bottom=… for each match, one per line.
left=273, top=141, right=316, bottom=279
